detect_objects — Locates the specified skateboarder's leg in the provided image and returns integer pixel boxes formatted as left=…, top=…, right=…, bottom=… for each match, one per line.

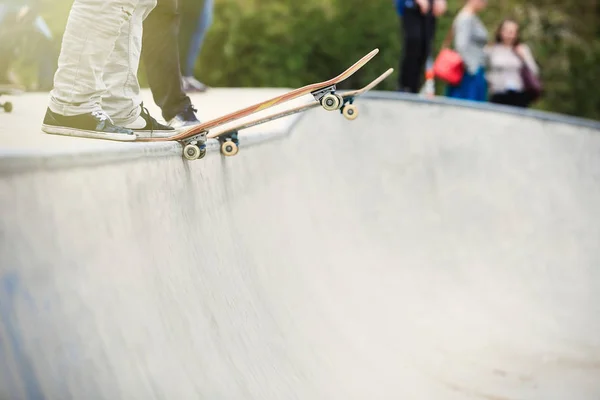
left=141, top=0, right=198, bottom=126
left=49, top=0, right=138, bottom=116
left=95, top=0, right=174, bottom=137
left=43, top=0, right=139, bottom=139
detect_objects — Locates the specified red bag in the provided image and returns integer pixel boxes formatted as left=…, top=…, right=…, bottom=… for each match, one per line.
left=433, top=48, right=465, bottom=85
left=432, top=23, right=464, bottom=86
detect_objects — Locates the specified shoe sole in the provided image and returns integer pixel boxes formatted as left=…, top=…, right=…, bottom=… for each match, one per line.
left=168, top=121, right=203, bottom=130
left=133, top=129, right=179, bottom=139
left=42, top=124, right=137, bottom=142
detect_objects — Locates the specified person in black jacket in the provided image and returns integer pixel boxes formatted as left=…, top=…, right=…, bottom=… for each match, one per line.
left=397, top=0, right=447, bottom=93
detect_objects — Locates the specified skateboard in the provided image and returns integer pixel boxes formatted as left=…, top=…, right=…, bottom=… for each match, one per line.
left=0, top=85, right=23, bottom=113
left=208, top=68, right=394, bottom=157
left=137, top=48, right=382, bottom=160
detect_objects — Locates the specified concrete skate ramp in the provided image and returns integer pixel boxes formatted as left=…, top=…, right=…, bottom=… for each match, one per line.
left=1, top=96, right=600, bottom=400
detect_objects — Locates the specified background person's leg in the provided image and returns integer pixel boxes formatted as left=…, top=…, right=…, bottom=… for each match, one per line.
left=178, top=0, right=210, bottom=91
left=182, top=0, right=212, bottom=78
left=422, top=15, right=436, bottom=70
left=0, top=5, right=30, bottom=86
left=399, top=9, right=425, bottom=93
left=490, top=92, right=511, bottom=105
left=0, top=6, right=14, bottom=84
left=33, top=16, right=57, bottom=91
left=49, top=0, right=138, bottom=116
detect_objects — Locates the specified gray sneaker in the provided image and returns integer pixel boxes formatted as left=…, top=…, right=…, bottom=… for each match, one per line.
left=182, top=76, right=208, bottom=93
left=168, top=105, right=201, bottom=129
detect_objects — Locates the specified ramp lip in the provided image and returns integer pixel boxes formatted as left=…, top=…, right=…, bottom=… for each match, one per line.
left=0, top=127, right=292, bottom=175
left=0, top=142, right=177, bottom=174
left=363, top=91, right=600, bottom=131
left=2, top=93, right=598, bottom=175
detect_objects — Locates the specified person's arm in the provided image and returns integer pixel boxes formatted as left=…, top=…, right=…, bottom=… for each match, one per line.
left=483, top=44, right=492, bottom=66
left=453, top=15, right=472, bottom=56
left=433, top=0, right=447, bottom=17
left=415, top=0, right=430, bottom=14
left=516, top=44, right=539, bottom=75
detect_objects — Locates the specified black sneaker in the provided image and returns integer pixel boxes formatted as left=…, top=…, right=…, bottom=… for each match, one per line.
left=125, top=104, right=175, bottom=138
left=168, top=105, right=201, bottom=129
left=41, top=108, right=136, bottom=141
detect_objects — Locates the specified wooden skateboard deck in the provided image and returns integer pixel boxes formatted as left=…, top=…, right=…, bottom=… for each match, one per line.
left=137, top=48, right=381, bottom=156
left=209, top=68, right=394, bottom=157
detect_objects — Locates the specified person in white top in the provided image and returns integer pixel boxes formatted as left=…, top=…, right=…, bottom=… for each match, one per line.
left=485, top=19, right=540, bottom=108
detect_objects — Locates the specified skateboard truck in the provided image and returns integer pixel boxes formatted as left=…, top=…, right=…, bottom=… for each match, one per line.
left=182, top=131, right=207, bottom=160
left=217, top=130, right=239, bottom=157
left=311, top=85, right=343, bottom=112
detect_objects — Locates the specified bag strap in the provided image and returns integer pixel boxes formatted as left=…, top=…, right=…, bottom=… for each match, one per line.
left=512, top=45, right=524, bottom=60
left=512, top=45, right=531, bottom=71
left=441, top=20, right=455, bottom=49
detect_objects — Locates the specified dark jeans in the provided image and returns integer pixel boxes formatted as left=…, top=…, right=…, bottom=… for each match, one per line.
left=142, top=0, right=191, bottom=121
left=399, top=7, right=436, bottom=93
left=490, top=91, right=533, bottom=108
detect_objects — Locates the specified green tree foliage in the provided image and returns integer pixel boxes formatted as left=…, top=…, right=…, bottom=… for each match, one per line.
left=192, top=0, right=400, bottom=90
left=35, top=0, right=600, bottom=120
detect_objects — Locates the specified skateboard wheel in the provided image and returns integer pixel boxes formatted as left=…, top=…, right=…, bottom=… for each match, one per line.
left=221, top=141, right=239, bottom=157
left=183, top=144, right=201, bottom=160
left=4, top=102, right=12, bottom=113
left=321, top=93, right=341, bottom=111
left=342, top=104, right=358, bottom=120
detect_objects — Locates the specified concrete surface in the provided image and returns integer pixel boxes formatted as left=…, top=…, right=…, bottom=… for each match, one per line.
left=1, top=92, right=600, bottom=400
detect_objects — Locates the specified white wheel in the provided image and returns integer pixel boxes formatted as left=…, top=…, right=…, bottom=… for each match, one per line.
left=335, top=94, right=344, bottom=106
left=321, top=93, right=341, bottom=111
left=342, top=104, right=358, bottom=120
left=221, top=141, right=239, bottom=156
left=183, top=144, right=201, bottom=160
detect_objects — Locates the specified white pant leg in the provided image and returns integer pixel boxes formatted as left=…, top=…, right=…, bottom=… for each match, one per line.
left=49, top=0, right=140, bottom=116
left=102, top=0, right=157, bottom=125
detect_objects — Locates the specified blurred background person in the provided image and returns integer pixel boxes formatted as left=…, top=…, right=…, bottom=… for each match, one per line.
left=486, top=18, right=540, bottom=108
left=179, top=0, right=213, bottom=92
left=446, top=0, right=488, bottom=102
left=396, top=0, right=447, bottom=93
left=0, top=0, right=55, bottom=90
